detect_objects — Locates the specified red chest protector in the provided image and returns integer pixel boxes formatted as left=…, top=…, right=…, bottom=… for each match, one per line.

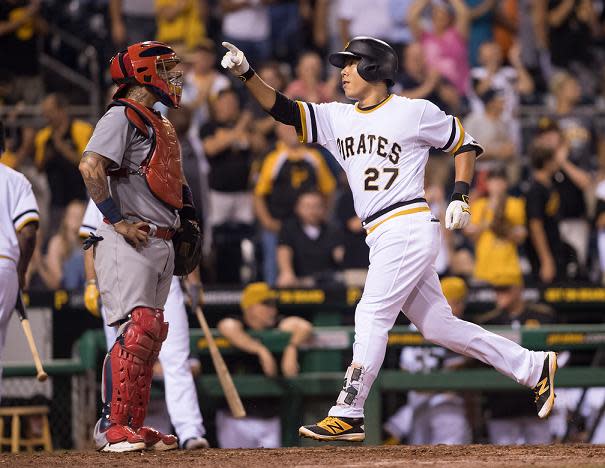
left=108, top=98, right=183, bottom=210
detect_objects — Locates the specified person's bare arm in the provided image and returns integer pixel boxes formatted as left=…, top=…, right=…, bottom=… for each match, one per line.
left=218, top=318, right=277, bottom=376
left=338, top=18, right=351, bottom=47
left=201, top=129, right=238, bottom=157
left=37, top=235, right=63, bottom=290
left=399, top=69, right=440, bottom=99
left=16, top=223, right=38, bottom=289
left=548, top=0, right=575, bottom=27
left=109, top=0, right=126, bottom=45
left=84, top=246, right=96, bottom=282
left=532, top=0, right=549, bottom=49
left=276, top=245, right=297, bottom=286
left=79, top=151, right=112, bottom=203
left=53, top=134, right=81, bottom=165
left=253, top=195, right=281, bottom=232
left=218, top=318, right=266, bottom=354
left=156, top=0, right=189, bottom=21
left=506, top=43, right=535, bottom=95
left=529, top=219, right=556, bottom=283
left=469, top=0, right=497, bottom=19
left=408, top=0, right=430, bottom=39
left=454, top=150, right=476, bottom=185
left=0, top=1, right=38, bottom=36
left=278, top=316, right=312, bottom=377
left=509, top=225, right=527, bottom=245
left=313, top=0, right=328, bottom=48
left=450, top=0, right=471, bottom=38
left=560, top=159, right=593, bottom=189
left=220, top=0, right=253, bottom=14
left=278, top=316, right=313, bottom=347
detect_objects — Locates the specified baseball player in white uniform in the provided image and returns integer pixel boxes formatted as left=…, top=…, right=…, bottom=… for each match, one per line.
left=79, top=199, right=208, bottom=450
left=221, top=36, right=558, bottom=442
left=0, top=127, right=39, bottom=398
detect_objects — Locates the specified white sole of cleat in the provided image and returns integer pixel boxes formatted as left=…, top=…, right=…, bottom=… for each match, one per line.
left=100, top=441, right=146, bottom=452
left=298, top=426, right=365, bottom=442
left=538, top=351, right=558, bottom=419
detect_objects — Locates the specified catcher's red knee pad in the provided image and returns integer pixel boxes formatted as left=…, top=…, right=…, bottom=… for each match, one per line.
left=122, top=307, right=169, bottom=362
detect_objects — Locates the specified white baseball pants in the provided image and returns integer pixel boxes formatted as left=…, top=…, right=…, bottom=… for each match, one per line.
left=215, top=410, right=281, bottom=448
left=487, top=417, right=551, bottom=444
left=103, top=277, right=205, bottom=441
left=328, top=211, right=546, bottom=418
left=0, top=259, right=18, bottom=399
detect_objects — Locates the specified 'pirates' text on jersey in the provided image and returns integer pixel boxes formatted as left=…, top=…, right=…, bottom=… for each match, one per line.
left=296, top=95, right=481, bottom=220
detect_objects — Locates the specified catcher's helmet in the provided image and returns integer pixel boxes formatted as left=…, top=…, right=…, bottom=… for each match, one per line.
left=329, top=37, right=398, bottom=87
left=110, top=41, right=183, bottom=108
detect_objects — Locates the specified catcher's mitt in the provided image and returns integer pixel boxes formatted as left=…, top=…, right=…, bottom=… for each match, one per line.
left=172, top=217, right=202, bottom=276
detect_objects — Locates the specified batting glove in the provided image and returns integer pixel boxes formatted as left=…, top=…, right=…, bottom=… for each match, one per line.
left=445, top=194, right=471, bottom=230
left=84, top=279, right=100, bottom=318
left=221, top=42, right=250, bottom=77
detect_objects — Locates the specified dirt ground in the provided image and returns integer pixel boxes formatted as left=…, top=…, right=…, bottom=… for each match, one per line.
left=0, top=445, right=604, bottom=468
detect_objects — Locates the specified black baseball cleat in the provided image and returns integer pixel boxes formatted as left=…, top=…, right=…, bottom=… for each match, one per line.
left=299, top=416, right=365, bottom=442
left=533, top=351, right=558, bottom=419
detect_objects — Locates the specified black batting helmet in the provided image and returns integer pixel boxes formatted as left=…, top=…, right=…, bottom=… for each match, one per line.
left=329, top=37, right=398, bottom=87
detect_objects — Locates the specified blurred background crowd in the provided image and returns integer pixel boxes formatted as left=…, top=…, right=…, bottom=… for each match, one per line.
left=2, top=0, right=605, bottom=293
left=2, top=0, right=605, bottom=448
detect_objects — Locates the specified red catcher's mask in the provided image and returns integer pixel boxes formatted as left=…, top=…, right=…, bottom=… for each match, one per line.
left=110, top=41, right=183, bottom=108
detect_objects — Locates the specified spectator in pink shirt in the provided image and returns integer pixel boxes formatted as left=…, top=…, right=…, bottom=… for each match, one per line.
left=409, top=0, right=471, bottom=96
left=284, top=51, right=338, bottom=103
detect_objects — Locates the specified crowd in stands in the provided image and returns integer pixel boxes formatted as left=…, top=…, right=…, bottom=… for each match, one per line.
left=2, top=0, right=605, bottom=292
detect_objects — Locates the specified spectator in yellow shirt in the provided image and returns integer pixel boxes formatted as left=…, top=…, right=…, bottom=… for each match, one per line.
left=155, top=0, right=207, bottom=50
left=465, top=167, right=526, bottom=287
left=34, top=93, right=92, bottom=231
left=254, top=123, right=336, bottom=285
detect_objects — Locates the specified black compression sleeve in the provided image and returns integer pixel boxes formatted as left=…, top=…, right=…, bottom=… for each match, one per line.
left=268, top=92, right=302, bottom=133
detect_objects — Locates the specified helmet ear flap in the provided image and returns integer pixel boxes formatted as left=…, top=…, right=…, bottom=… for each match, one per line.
left=110, top=50, right=135, bottom=84
left=357, top=57, right=380, bottom=83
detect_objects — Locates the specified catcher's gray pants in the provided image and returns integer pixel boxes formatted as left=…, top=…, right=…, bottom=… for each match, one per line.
left=94, top=222, right=174, bottom=325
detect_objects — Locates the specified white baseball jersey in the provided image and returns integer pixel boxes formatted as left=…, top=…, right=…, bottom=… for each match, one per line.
left=79, top=198, right=103, bottom=239
left=296, top=95, right=482, bottom=220
left=0, top=164, right=39, bottom=263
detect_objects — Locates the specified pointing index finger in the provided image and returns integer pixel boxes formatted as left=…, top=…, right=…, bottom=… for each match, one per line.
left=222, top=41, right=238, bottom=53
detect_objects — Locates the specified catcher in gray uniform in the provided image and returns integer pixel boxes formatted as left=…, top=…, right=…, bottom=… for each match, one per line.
left=79, top=41, right=200, bottom=453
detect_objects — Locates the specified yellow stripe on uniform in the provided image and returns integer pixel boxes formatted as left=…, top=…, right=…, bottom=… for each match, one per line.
left=0, top=255, right=16, bottom=264
left=16, top=217, right=39, bottom=232
left=366, top=207, right=431, bottom=234
left=451, top=117, right=465, bottom=154
left=296, top=101, right=308, bottom=143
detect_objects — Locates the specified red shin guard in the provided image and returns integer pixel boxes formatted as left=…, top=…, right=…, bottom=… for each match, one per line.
left=104, top=307, right=168, bottom=428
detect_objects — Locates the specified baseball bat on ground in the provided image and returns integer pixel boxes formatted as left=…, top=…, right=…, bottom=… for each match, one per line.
left=195, top=305, right=246, bottom=418
left=15, top=291, right=48, bottom=382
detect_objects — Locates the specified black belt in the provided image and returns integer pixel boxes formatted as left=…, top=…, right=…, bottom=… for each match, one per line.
left=361, top=198, right=427, bottom=227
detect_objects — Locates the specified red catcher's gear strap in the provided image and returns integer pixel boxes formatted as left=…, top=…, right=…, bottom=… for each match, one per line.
left=103, top=307, right=168, bottom=428
left=107, top=98, right=183, bottom=209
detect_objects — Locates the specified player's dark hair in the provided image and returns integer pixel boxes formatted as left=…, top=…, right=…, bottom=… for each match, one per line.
left=296, top=189, right=325, bottom=204
left=529, top=144, right=555, bottom=170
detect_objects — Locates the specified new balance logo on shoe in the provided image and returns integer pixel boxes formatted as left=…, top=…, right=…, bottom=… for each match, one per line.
left=537, top=377, right=549, bottom=396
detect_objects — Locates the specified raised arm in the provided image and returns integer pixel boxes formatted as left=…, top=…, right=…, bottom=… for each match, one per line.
left=221, top=42, right=304, bottom=132
left=449, top=0, right=471, bottom=39
left=408, top=0, right=430, bottom=40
